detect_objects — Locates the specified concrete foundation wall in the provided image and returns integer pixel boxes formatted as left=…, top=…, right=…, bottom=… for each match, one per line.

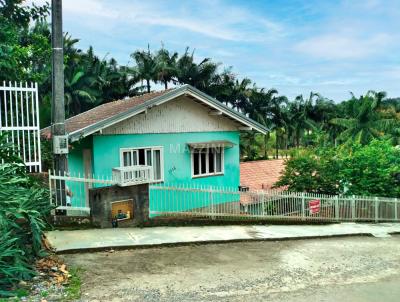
left=89, top=184, right=149, bottom=228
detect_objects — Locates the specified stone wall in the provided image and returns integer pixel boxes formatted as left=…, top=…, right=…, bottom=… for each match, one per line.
left=89, top=184, right=149, bottom=228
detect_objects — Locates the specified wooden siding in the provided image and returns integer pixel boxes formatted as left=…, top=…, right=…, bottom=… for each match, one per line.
left=102, top=96, right=240, bottom=134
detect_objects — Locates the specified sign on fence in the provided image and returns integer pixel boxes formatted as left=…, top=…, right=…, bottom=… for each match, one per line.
left=309, top=199, right=321, bottom=215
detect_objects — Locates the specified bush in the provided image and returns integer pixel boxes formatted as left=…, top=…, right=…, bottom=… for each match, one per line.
left=275, top=140, right=400, bottom=198
left=0, top=134, right=52, bottom=296
left=340, top=140, right=400, bottom=197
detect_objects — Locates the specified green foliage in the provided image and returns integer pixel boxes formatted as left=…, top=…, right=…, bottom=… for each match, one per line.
left=2, top=0, right=400, bottom=159
left=0, top=133, right=52, bottom=296
left=275, top=140, right=400, bottom=198
left=339, top=140, right=400, bottom=197
left=331, top=91, right=399, bottom=145
left=274, top=147, right=341, bottom=194
left=64, top=267, right=83, bottom=301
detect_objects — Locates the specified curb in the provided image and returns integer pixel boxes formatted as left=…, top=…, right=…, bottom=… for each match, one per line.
left=54, top=232, right=375, bottom=254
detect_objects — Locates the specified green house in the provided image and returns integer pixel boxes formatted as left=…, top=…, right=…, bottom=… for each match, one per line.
left=43, top=85, right=267, bottom=209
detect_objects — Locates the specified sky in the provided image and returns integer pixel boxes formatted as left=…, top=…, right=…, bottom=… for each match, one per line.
left=32, top=0, right=400, bottom=102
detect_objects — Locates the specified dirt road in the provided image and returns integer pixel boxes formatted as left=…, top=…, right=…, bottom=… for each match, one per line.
left=63, top=236, right=400, bottom=301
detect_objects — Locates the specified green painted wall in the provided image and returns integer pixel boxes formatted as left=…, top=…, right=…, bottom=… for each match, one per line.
left=68, top=131, right=241, bottom=211
left=67, top=137, right=92, bottom=207
left=91, top=131, right=240, bottom=188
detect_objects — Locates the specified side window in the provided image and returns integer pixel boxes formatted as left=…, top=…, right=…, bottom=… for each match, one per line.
left=192, top=147, right=224, bottom=177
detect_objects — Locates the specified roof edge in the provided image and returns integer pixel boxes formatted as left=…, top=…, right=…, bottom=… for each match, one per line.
left=68, top=84, right=268, bottom=141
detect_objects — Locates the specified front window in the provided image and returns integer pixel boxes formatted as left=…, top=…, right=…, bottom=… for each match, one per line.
left=192, top=147, right=223, bottom=178
left=121, top=147, right=163, bottom=181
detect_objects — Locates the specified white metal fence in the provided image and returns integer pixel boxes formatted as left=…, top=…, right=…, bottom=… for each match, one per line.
left=149, top=184, right=400, bottom=222
left=49, top=170, right=116, bottom=214
left=0, top=82, right=41, bottom=172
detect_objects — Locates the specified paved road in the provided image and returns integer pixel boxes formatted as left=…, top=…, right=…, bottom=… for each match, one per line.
left=63, top=235, right=400, bottom=302
left=265, top=277, right=400, bottom=302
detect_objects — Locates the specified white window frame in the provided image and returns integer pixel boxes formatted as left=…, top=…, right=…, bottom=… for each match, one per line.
left=119, top=146, right=164, bottom=182
left=191, top=147, right=224, bottom=178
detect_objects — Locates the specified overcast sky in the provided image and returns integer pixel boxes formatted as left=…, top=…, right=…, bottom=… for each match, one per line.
left=32, top=0, right=400, bottom=101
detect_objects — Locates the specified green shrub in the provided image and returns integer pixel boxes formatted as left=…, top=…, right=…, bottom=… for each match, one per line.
left=0, top=133, right=52, bottom=296
left=275, top=140, right=400, bottom=197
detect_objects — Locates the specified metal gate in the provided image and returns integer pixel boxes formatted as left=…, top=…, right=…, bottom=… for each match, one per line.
left=0, top=81, right=41, bottom=172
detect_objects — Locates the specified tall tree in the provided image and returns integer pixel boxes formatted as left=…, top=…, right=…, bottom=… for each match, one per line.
left=154, top=47, right=178, bottom=90
left=131, top=46, right=156, bottom=93
left=331, top=91, right=398, bottom=145
left=176, top=47, right=219, bottom=92
left=287, top=93, right=318, bottom=147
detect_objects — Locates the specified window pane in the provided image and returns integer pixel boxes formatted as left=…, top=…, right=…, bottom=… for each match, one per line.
left=215, top=148, right=222, bottom=172
left=208, top=148, right=215, bottom=173
left=132, top=151, right=138, bottom=165
left=153, top=150, right=161, bottom=180
left=146, top=150, right=152, bottom=166
left=200, top=152, right=207, bottom=174
left=193, top=152, right=199, bottom=175
left=138, top=149, right=145, bottom=165
left=123, top=151, right=131, bottom=166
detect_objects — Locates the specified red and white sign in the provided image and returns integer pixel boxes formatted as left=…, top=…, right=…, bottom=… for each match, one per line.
left=309, top=199, right=321, bottom=215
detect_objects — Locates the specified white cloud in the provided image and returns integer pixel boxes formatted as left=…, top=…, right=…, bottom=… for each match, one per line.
left=62, top=0, right=119, bottom=19
left=45, top=0, right=284, bottom=42
left=294, top=32, right=392, bottom=60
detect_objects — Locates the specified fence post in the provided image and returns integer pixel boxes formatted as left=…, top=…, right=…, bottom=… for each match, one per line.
left=335, top=195, right=339, bottom=221
left=210, top=189, right=215, bottom=220
left=351, top=195, right=356, bottom=221
left=48, top=170, right=56, bottom=216
left=261, top=193, right=265, bottom=216
left=395, top=198, right=398, bottom=221
left=301, top=193, right=305, bottom=220
left=374, top=197, right=379, bottom=223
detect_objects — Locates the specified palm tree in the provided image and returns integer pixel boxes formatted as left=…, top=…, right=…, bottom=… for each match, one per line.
left=64, top=66, right=99, bottom=116
left=287, top=93, right=318, bottom=147
left=131, top=46, right=156, bottom=93
left=154, top=47, right=178, bottom=90
left=208, top=68, right=236, bottom=105
left=269, top=94, right=288, bottom=158
left=246, top=87, right=287, bottom=158
left=231, top=78, right=252, bottom=111
left=176, top=47, right=219, bottom=91
left=331, top=91, right=398, bottom=145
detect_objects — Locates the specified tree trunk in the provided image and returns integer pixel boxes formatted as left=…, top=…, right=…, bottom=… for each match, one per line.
left=275, top=134, right=279, bottom=159
left=164, top=81, right=168, bottom=90
left=146, top=79, right=151, bottom=93
left=296, top=129, right=300, bottom=148
left=264, top=134, right=269, bottom=159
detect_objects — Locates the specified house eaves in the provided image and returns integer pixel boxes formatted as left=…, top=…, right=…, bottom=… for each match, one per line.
left=68, top=84, right=268, bottom=142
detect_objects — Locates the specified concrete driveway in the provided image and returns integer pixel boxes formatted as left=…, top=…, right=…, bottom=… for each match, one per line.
left=63, top=235, right=400, bottom=301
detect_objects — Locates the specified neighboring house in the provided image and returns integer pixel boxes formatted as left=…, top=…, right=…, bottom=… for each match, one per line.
left=42, top=85, right=267, bottom=208
left=240, top=159, right=285, bottom=191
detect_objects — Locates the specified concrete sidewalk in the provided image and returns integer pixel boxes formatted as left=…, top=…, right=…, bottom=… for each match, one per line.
left=46, top=223, right=400, bottom=253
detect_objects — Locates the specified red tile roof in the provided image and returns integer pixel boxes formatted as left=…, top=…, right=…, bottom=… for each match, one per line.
left=41, top=89, right=174, bottom=138
left=240, top=159, right=285, bottom=191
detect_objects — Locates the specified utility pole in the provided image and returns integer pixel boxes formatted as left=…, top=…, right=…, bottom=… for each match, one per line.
left=51, top=0, right=68, bottom=207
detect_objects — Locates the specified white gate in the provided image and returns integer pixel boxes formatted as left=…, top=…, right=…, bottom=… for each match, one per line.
left=0, top=81, right=41, bottom=172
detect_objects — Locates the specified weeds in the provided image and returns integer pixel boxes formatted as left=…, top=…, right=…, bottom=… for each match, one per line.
left=64, top=268, right=83, bottom=301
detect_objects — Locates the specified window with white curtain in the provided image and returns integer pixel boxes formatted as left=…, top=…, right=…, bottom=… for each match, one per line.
left=191, top=147, right=223, bottom=177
